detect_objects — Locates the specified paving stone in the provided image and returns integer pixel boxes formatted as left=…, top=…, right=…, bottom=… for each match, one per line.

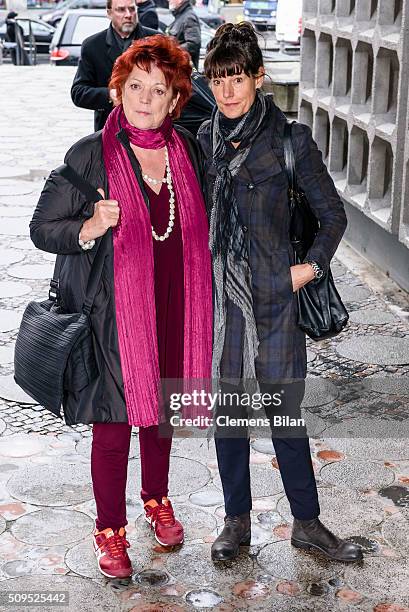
left=345, top=556, right=409, bottom=606
left=0, top=167, right=31, bottom=180
left=0, top=309, right=22, bottom=332
left=336, top=335, right=409, bottom=366
left=7, top=263, right=54, bottom=280
left=0, top=218, right=30, bottom=237
left=0, top=420, right=6, bottom=436
left=379, top=485, right=409, bottom=508
left=214, top=463, right=284, bottom=498
left=322, top=436, right=409, bottom=461
left=382, top=512, right=409, bottom=557
left=126, top=456, right=211, bottom=502
left=0, top=575, right=121, bottom=611
left=0, top=207, right=34, bottom=219
left=0, top=516, right=5, bottom=537
left=0, top=433, right=46, bottom=458
left=185, top=590, right=223, bottom=608
left=144, top=503, right=217, bottom=541
left=0, top=374, right=37, bottom=404
left=276, top=487, right=385, bottom=538
left=0, top=281, right=31, bottom=298
left=1, top=545, right=67, bottom=577
left=10, top=239, right=36, bottom=250
left=189, top=488, right=224, bottom=507
left=301, top=378, right=339, bottom=408
left=251, top=438, right=275, bottom=455
left=0, top=343, right=15, bottom=364
left=6, top=463, right=93, bottom=506
left=319, top=459, right=395, bottom=490
left=348, top=308, right=398, bottom=325
left=76, top=433, right=139, bottom=459
left=0, top=248, right=24, bottom=266
left=257, top=540, right=343, bottom=580
left=0, top=182, right=35, bottom=197
left=362, top=376, right=409, bottom=397
left=166, top=543, right=253, bottom=586
left=306, top=349, right=316, bottom=363
left=171, top=437, right=217, bottom=462
left=337, top=284, right=372, bottom=304
left=10, top=508, right=94, bottom=546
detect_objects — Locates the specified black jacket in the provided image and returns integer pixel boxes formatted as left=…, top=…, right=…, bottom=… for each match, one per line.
left=167, top=0, right=201, bottom=69
left=137, top=0, right=159, bottom=29
left=71, top=23, right=157, bottom=132
left=30, top=124, right=203, bottom=425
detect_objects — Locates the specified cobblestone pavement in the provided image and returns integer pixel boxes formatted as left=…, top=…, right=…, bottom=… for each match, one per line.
left=1, top=65, right=409, bottom=612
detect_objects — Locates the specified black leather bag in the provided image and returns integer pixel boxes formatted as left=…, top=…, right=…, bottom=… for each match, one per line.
left=14, top=164, right=107, bottom=416
left=283, top=122, right=349, bottom=341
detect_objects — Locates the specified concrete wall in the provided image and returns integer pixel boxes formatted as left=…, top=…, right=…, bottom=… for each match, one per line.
left=298, top=0, right=409, bottom=291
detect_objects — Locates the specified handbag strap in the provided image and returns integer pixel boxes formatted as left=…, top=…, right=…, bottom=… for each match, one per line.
left=49, top=164, right=108, bottom=316
left=283, top=121, right=296, bottom=194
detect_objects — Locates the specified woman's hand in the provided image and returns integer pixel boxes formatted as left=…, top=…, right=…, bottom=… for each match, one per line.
left=79, top=188, right=120, bottom=242
left=290, top=263, right=315, bottom=292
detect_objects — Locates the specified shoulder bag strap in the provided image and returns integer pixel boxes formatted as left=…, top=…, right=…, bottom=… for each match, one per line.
left=49, top=164, right=108, bottom=316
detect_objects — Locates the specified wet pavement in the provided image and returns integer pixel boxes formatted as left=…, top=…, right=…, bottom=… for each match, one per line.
left=0, top=65, right=409, bottom=611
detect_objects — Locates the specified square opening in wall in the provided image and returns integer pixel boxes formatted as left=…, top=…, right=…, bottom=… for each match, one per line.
left=314, top=108, right=330, bottom=161
left=300, top=29, right=316, bottom=89
left=355, top=0, right=378, bottom=21
left=373, top=48, right=399, bottom=118
left=335, top=0, right=355, bottom=17
left=330, top=116, right=349, bottom=176
left=304, top=0, right=318, bottom=13
left=299, top=100, right=313, bottom=128
left=347, top=126, right=369, bottom=190
left=378, top=0, right=402, bottom=26
left=352, top=42, right=373, bottom=106
left=368, top=136, right=393, bottom=222
left=316, top=33, right=333, bottom=91
left=333, top=38, right=353, bottom=98
left=319, top=0, right=336, bottom=13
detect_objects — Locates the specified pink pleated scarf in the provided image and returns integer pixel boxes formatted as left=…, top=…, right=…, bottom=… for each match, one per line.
left=102, top=106, right=212, bottom=427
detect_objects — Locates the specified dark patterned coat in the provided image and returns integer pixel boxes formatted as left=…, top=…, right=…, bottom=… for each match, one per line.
left=197, top=100, right=347, bottom=382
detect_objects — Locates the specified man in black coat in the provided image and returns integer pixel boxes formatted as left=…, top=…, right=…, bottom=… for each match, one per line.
left=136, top=0, right=159, bottom=29
left=71, top=0, right=157, bottom=132
left=167, top=0, right=201, bottom=69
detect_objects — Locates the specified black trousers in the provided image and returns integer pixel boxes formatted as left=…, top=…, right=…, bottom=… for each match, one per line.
left=214, top=381, right=320, bottom=520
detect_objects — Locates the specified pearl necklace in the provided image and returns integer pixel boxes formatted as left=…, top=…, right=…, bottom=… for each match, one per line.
left=149, top=147, right=175, bottom=242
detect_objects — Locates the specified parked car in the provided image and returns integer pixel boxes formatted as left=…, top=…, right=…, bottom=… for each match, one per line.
left=193, top=5, right=225, bottom=30
left=41, top=0, right=106, bottom=28
left=243, top=0, right=277, bottom=30
left=275, top=0, right=302, bottom=45
left=0, top=18, right=55, bottom=54
left=49, top=9, right=109, bottom=65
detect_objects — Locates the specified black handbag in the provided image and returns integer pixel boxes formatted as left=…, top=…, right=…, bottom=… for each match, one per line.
left=283, top=122, right=349, bottom=341
left=14, top=164, right=107, bottom=417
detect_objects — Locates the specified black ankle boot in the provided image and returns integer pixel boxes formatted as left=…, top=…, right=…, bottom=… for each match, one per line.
left=211, top=513, right=251, bottom=562
left=291, top=518, right=363, bottom=562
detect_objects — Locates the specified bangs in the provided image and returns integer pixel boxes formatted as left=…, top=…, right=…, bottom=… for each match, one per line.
left=204, top=46, right=251, bottom=80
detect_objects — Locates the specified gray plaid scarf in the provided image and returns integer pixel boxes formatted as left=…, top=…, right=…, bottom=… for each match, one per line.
left=209, top=91, right=271, bottom=389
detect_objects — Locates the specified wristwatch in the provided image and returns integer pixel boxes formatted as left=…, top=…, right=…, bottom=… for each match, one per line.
left=78, top=235, right=95, bottom=251
left=305, top=260, right=324, bottom=280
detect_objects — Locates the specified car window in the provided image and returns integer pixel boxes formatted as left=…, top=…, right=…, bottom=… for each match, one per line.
left=71, top=14, right=109, bottom=44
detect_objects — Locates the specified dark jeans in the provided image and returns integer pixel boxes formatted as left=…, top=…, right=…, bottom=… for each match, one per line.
left=214, top=381, right=320, bottom=520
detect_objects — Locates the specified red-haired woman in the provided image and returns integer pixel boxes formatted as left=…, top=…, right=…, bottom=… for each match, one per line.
left=30, top=35, right=212, bottom=579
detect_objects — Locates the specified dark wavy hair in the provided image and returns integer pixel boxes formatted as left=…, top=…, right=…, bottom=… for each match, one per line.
left=204, top=22, right=264, bottom=80
left=109, top=34, right=192, bottom=119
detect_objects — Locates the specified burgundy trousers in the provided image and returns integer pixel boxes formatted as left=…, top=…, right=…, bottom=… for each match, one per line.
left=91, top=422, right=173, bottom=531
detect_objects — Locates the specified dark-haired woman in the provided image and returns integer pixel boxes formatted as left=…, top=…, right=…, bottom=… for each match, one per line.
left=198, top=23, right=363, bottom=564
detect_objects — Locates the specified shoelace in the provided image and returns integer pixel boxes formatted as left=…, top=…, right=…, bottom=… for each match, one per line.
left=99, top=532, right=130, bottom=559
left=149, top=504, right=175, bottom=528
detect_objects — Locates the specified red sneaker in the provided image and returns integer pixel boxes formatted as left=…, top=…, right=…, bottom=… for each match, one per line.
left=144, top=497, right=184, bottom=547
left=92, top=527, right=132, bottom=578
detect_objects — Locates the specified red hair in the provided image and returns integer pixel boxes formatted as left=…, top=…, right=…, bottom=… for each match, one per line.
left=109, top=34, right=192, bottom=119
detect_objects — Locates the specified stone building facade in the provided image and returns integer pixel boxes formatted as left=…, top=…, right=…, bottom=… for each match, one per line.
left=298, top=0, right=409, bottom=291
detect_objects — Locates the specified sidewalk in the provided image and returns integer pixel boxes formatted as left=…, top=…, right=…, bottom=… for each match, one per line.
left=0, top=65, right=409, bottom=612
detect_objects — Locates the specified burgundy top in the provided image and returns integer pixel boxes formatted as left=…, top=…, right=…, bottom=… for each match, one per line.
left=146, top=181, right=184, bottom=380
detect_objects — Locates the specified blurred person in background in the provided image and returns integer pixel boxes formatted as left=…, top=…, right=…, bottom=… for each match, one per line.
left=167, top=0, right=201, bottom=69
left=136, top=0, right=159, bottom=29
